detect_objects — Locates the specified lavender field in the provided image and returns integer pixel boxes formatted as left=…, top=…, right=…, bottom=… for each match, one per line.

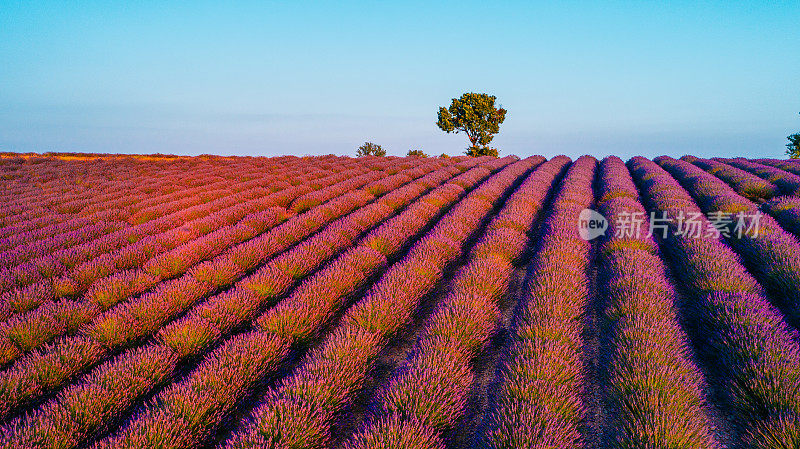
left=0, top=153, right=799, bottom=449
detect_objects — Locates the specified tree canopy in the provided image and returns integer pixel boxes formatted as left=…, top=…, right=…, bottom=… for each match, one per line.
left=437, top=93, right=506, bottom=157
left=788, top=113, right=800, bottom=159
left=407, top=149, right=428, bottom=157
left=356, top=142, right=386, bottom=157
left=788, top=134, right=800, bottom=159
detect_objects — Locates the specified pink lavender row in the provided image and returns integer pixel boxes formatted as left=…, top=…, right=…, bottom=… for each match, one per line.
left=112, top=179, right=234, bottom=225
left=0, top=157, right=319, bottom=286
left=655, top=156, right=800, bottom=331
left=0, top=159, right=196, bottom=226
left=289, top=168, right=417, bottom=213
left=0, top=196, right=342, bottom=423
left=168, top=156, right=532, bottom=449
left=0, top=158, right=382, bottom=301
left=469, top=156, right=571, bottom=262
left=127, top=183, right=255, bottom=225
left=88, top=161, right=501, bottom=449
left=120, top=156, right=385, bottom=225
left=123, top=172, right=299, bottom=226
left=0, top=174, right=341, bottom=366
left=0, top=208, right=130, bottom=263
left=0, top=159, right=449, bottom=428
left=592, top=156, right=718, bottom=448
left=682, top=155, right=780, bottom=201
left=106, top=159, right=313, bottom=216
left=0, top=205, right=65, bottom=229
left=58, top=172, right=222, bottom=216
left=0, top=182, right=293, bottom=298
left=2, top=157, right=406, bottom=302
left=0, top=154, right=227, bottom=207
left=0, top=162, right=425, bottom=365
left=345, top=157, right=565, bottom=449
left=0, top=206, right=290, bottom=367
left=0, top=159, right=239, bottom=231
left=0, top=216, right=108, bottom=254
left=0, top=220, right=129, bottom=302
left=4, top=156, right=334, bottom=228
left=0, top=158, right=474, bottom=447
left=629, top=157, right=800, bottom=448
left=0, top=221, right=126, bottom=271
left=0, top=207, right=100, bottom=236
left=0, top=166, right=321, bottom=317
left=0, top=154, right=327, bottom=234
left=81, top=157, right=315, bottom=213
left=62, top=157, right=492, bottom=449
left=0, top=193, right=141, bottom=238
left=484, top=156, right=596, bottom=449
left=148, top=159, right=470, bottom=349
left=716, top=157, right=800, bottom=196
left=72, top=155, right=341, bottom=214
left=0, top=214, right=81, bottom=240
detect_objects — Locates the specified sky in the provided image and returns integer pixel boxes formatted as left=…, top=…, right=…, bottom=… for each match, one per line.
left=1, top=1, right=798, bottom=159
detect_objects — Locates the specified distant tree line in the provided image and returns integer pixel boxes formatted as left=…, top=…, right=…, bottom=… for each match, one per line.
left=355, top=143, right=440, bottom=158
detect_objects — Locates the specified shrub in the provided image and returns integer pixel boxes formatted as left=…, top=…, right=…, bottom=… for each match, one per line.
left=356, top=142, right=386, bottom=157
left=465, top=146, right=499, bottom=157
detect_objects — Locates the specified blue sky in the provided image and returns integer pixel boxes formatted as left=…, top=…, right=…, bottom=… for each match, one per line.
left=1, top=1, right=798, bottom=159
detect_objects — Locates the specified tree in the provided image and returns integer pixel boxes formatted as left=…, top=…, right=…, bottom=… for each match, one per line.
left=787, top=112, right=800, bottom=159
left=437, top=93, right=506, bottom=157
left=407, top=149, right=428, bottom=157
left=788, top=134, right=800, bottom=159
left=356, top=142, right=386, bottom=157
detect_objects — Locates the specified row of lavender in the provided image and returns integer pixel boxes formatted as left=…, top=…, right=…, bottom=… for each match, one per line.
left=0, top=153, right=446, bottom=278
left=1, top=155, right=452, bottom=223
left=484, top=156, right=596, bottom=448
left=722, top=158, right=800, bottom=196
left=0, top=156, right=203, bottom=221
left=465, top=152, right=798, bottom=448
